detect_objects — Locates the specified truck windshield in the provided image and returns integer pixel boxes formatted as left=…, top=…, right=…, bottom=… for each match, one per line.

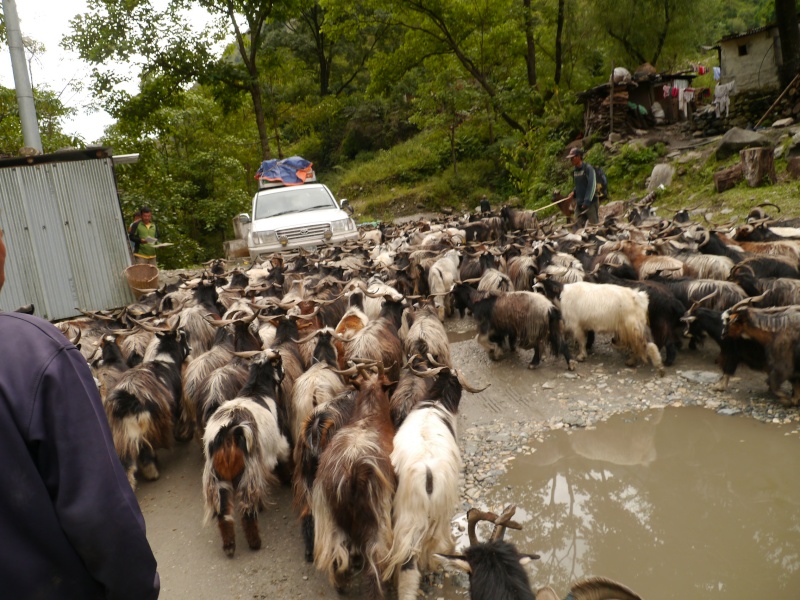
left=254, top=187, right=335, bottom=219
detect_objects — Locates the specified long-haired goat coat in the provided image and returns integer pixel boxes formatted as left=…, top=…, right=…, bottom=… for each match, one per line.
left=311, top=370, right=397, bottom=599
left=471, top=291, right=574, bottom=370
left=202, top=352, right=291, bottom=557
left=104, top=329, right=191, bottom=489
left=559, top=281, right=664, bottom=375
left=386, top=370, right=464, bottom=600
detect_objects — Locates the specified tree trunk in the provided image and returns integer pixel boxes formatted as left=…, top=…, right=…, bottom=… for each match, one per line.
left=740, top=147, right=777, bottom=187
left=776, top=0, right=800, bottom=88
left=250, top=84, right=272, bottom=160
left=713, top=163, right=743, bottom=193
left=523, top=0, right=537, bottom=87
left=650, top=0, right=672, bottom=67
left=554, top=0, right=565, bottom=86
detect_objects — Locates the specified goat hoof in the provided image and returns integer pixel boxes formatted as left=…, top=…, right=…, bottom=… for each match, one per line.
left=223, top=543, right=235, bottom=558
left=657, top=367, right=665, bottom=378
left=711, top=383, right=725, bottom=392
left=567, top=360, right=577, bottom=372
left=305, top=550, right=314, bottom=563
left=527, top=363, right=538, bottom=370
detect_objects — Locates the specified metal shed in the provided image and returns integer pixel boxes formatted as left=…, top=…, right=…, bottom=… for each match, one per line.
left=0, top=148, right=136, bottom=320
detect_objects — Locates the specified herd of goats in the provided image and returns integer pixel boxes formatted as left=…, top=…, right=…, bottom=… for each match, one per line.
left=49, top=198, right=800, bottom=600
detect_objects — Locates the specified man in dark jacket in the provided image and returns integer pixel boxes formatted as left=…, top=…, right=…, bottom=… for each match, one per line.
left=0, top=227, right=160, bottom=599
left=564, top=147, right=599, bottom=230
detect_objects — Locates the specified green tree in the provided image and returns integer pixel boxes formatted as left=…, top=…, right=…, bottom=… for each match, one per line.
left=0, top=85, right=81, bottom=156
left=65, top=0, right=295, bottom=160
left=104, top=87, right=254, bottom=268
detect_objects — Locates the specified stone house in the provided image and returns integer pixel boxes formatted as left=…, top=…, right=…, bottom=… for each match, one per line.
left=717, top=23, right=793, bottom=92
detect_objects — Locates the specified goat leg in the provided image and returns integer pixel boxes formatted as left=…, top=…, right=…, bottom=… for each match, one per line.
left=302, top=514, right=315, bottom=563
left=242, top=508, right=261, bottom=551
left=397, top=558, right=421, bottom=600
left=217, top=487, right=236, bottom=557
left=138, top=445, right=160, bottom=481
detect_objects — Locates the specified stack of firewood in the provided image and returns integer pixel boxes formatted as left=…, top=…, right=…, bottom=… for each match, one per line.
left=584, top=90, right=640, bottom=137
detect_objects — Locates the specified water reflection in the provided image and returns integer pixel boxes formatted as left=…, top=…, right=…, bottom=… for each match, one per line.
left=482, top=408, right=800, bottom=599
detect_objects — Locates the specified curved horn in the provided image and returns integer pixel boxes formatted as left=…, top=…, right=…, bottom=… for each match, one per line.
left=490, top=504, right=523, bottom=541
left=129, top=317, right=171, bottom=333
left=728, top=292, right=767, bottom=313
left=466, top=508, right=499, bottom=546
left=457, top=370, right=490, bottom=393
left=292, top=329, right=322, bottom=345
left=757, top=201, right=781, bottom=213
left=231, top=350, right=263, bottom=359
left=69, top=328, right=82, bottom=346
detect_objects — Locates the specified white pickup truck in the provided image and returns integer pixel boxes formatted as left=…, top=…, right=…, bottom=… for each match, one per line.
left=238, top=180, right=358, bottom=261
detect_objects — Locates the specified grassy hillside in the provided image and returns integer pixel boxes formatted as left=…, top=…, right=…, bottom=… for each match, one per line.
left=325, top=125, right=800, bottom=227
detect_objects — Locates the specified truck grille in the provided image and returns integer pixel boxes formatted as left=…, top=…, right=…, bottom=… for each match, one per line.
left=277, top=222, right=330, bottom=243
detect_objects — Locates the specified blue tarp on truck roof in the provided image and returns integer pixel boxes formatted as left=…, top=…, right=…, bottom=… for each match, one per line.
left=255, top=156, right=315, bottom=185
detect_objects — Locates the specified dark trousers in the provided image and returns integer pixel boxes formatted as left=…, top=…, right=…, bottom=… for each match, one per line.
left=572, top=202, right=599, bottom=230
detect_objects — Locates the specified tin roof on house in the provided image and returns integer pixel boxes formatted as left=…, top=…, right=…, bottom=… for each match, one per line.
left=0, top=146, right=113, bottom=168
left=718, top=22, right=777, bottom=43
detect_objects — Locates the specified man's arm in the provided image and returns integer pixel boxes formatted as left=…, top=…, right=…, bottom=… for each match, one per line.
left=580, top=165, right=597, bottom=207
left=36, top=346, right=160, bottom=599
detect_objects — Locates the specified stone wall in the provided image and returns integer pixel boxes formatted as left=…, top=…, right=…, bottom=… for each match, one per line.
left=692, top=77, right=800, bottom=137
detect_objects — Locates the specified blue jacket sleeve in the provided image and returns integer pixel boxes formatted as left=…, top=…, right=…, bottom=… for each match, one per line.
left=33, top=346, right=160, bottom=600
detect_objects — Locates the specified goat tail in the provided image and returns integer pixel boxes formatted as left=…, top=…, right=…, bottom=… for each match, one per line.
left=384, top=464, right=455, bottom=579
left=646, top=341, right=665, bottom=377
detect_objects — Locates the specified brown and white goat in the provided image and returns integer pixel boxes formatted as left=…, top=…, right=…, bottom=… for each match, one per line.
left=311, top=365, right=397, bottom=598
left=386, top=366, right=485, bottom=599
left=202, top=351, right=292, bottom=557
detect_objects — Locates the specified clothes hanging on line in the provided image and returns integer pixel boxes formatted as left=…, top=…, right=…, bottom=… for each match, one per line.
left=713, top=67, right=721, bottom=81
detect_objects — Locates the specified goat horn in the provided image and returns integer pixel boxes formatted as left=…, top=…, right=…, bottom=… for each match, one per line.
left=231, top=350, right=263, bottom=359
left=457, top=369, right=490, bottom=393
left=466, top=508, right=499, bottom=546
left=728, top=292, right=767, bottom=313
left=129, top=317, right=171, bottom=333
left=757, top=201, right=781, bottom=213
left=490, top=504, right=523, bottom=541
left=69, top=328, right=82, bottom=346
left=426, top=353, right=445, bottom=368
left=292, top=330, right=321, bottom=345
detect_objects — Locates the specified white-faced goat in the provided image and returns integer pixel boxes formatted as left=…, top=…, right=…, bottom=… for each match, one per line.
left=386, top=365, right=485, bottom=600
left=104, top=327, right=191, bottom=489
left=312, top=364, right=397, bottom=599
left=202, top=351, right=292, bottom=557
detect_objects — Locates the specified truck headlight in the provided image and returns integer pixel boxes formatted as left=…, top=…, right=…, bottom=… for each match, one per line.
left=331, top=218, right=355, bottom=234
left=252, top=231, right=278, bottom=245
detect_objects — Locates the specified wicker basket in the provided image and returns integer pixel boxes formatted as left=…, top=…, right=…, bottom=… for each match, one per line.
left=124, top=264, right=159, bottom=299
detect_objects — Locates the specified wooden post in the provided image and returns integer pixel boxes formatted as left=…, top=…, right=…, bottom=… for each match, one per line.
left=609, top=62, right=614, bottom=138
left=754, top=72, right=800, bottom=129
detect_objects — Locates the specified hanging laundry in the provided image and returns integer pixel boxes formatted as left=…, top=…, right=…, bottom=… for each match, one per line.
left=714, top=81, right=735, bottom=118
left=713, top=67, right=721, bottom=81
left=683, top=88, right=696, bottom=118
left=696, top=65, right=708, bottom=75
left=663, top=84, right=671, bottom=99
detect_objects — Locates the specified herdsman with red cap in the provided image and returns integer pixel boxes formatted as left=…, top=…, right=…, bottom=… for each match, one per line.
left=564, top=147, right=599, bottom=230
left=0, top=227, right=160, bottom=598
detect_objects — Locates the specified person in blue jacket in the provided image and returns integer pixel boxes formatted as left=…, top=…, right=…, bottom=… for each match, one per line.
left=0, top=227, right=160, bottom=599
left=564, top=147, right=599, bottom=230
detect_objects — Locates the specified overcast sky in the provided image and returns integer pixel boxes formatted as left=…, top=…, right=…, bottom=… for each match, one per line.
left=0, top=0, right=115, bottom=143
left=1, top=0, right=217, bottom=146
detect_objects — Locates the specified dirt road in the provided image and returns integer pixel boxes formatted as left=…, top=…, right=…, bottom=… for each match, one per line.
left=137, top=319, right=799, bottom=599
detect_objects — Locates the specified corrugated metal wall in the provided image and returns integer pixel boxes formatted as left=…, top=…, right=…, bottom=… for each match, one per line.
left=0, top=157, right=136, bottom=320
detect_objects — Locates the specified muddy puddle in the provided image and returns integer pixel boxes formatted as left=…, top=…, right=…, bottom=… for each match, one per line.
left=445, top=407, right=800, bottom=599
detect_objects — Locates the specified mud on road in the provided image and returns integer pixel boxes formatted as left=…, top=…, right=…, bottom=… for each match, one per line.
left=137, top=316, right=800, bottom=599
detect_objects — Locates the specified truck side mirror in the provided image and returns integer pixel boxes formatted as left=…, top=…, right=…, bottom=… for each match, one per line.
left=238, top=213, right=251, bottom=224
left=340, top=199, right=354, bottom=215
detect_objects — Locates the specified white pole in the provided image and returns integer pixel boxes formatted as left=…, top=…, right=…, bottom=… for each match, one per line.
left=3, top=0, right=43, bottom=153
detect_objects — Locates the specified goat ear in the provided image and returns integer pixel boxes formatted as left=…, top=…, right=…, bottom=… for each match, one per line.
left=518, top=553, right=541, bottom=566
left=434, top=553, right=471, bottom=574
